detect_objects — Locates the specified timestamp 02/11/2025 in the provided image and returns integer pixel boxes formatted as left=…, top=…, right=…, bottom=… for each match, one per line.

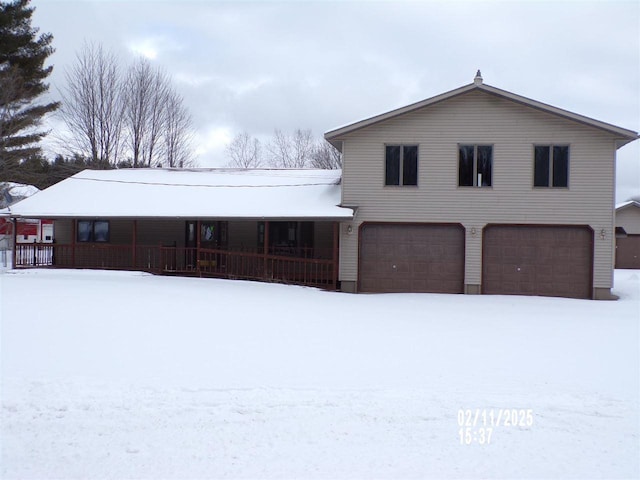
left=457, top=408, right=534, bottom=445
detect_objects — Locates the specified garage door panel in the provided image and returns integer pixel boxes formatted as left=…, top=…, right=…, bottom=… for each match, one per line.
left=483, top=225, right=592, bottom=299
left=359, top=224, right=464, bottom=294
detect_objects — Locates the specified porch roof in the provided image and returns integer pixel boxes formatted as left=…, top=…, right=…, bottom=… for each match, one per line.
left=5, top=168, right=354, bottom=221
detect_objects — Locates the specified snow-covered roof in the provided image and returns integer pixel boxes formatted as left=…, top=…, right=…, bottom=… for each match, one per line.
left=0, top=182, right=40, bottom=209
left=7, top=168, right=354, bottom=220
left=615, top=200, right=640, bottom=211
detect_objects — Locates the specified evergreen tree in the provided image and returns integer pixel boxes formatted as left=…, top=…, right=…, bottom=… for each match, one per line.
left=0, top=0, right=59, bottom=170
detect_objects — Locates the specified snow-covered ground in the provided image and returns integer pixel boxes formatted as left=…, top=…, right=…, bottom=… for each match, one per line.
left=1, top=269, right=638, bottom=479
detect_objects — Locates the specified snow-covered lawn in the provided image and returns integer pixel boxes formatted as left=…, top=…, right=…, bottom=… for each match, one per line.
left=1, top=269, right=638, bottom=479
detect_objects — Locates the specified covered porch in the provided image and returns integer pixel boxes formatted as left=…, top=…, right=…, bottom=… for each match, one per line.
left=7, top=168, right=353, bottom=290
left=15, top=218, right=341, bottom=289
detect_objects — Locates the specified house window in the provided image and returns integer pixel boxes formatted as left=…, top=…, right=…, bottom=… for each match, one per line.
left=534, top=145, right=569, bottom=187
left=385, top=145, right=418, bottom=186
left=199, top=221, right=228, bottom=248
left=77, top=220, right=110, bottom=242
left=458, top=145, right=493, bottom=187
left=258, top=221, right=314, bottom=257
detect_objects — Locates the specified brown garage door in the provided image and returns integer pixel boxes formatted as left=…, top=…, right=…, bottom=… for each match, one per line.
left=615, top=235, right=640, bottom=269
left=483, top=225, right=593, bottom=299
left=359, top=223, right=464, bottom=293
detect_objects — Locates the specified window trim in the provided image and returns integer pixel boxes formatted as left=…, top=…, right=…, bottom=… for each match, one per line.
left=384, top=144, right=419, bottom=187
left=77, top=219, right=110, bottom=243
left=457, top=144, right=493, bottom=188
left=533, top=144, right=570, bottom=188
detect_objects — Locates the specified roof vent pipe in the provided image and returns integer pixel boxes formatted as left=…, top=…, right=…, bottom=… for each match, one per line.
left=474, top=70, right=483, bottom=85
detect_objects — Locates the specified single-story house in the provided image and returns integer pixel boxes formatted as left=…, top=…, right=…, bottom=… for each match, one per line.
left=6, top=168, right=353, bottom=289
left=615, top=200, right=640, bottom=268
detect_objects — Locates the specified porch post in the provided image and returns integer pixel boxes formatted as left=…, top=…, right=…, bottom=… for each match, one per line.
left=11, top=218, right=17, bottom=269
left=332, top=221, right=339, bottom=289
left=71, top=219, right=76, bottom=267
left=263, top=220, right=269, bottom=279
left=196, top=220, right=201, bottom=273
left=132, top=220, right=137, bottom=269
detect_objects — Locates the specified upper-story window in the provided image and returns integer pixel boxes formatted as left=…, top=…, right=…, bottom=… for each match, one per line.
left=385, top=145, right=418, bottom=186
left=534, top=145, right=569, bottom=188
left=458, top=145, right=493, bottom=187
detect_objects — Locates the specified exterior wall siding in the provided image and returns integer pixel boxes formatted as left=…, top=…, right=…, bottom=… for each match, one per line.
left=616, top=207, right=640, bottom=235
left=338, top=90, right=619, bottom=291
left=135, top=220, right=184, bottom=247
left=52, top=219, right=334, bottom=256
left=53, top=219, right=185, bottom=247
left=53, top=219, right=72, bottom=244
left=110, top=219, right=133, bottom=245
left=228, top=221, right=258, bottom=250
left=314, top=221, right=334, bottom=259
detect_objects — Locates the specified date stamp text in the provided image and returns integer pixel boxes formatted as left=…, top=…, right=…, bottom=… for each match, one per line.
left=457, top=408, right=534, bottom=445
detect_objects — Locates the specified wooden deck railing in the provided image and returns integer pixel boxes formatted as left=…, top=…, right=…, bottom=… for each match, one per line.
left=14, top=243, right=337, bottom=289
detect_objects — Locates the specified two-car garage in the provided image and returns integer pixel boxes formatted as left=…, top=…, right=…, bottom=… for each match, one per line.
left=358, top=223, right=593, bottom=299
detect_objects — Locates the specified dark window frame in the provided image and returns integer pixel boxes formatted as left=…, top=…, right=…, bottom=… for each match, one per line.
left=533, top=145, right=569, bottom=188
left=458, top=144, right=493, bottom=187
left=77, top=220, right=110, bottom=243
left=385, top=144, right=419, bottom=186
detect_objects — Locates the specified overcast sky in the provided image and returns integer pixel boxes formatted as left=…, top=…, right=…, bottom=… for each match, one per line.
left=31, top=0, right=639, bottom=202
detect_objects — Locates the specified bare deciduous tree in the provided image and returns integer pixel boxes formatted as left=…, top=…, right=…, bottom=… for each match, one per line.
left=310, top=140, right=342, bottom=169
left=59, top=43, right=195, bottom=169
left=225, top=131, right=261, bottom=168
left=59, top=42, right=124, bottom=165
left=163, top=89, right=194, bottom=168
left=267, top=128, right=314, bottom=168
left=123, top=58, right=170, bottom=167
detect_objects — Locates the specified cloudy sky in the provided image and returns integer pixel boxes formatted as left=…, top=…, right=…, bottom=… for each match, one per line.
left=31, top=0, right=639, bottom=201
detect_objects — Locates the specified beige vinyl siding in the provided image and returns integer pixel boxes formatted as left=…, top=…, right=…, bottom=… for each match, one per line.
left=616, top=207, right=640, bottom=234
left=339, top=222, right=358, bottom=281
left=339, top=90, right=618, bottom=289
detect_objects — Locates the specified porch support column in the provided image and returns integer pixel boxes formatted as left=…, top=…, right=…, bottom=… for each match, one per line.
left=332, top=221, right=339, bottom=289
left=11, top=218, right=17, bottom=269
left=132, top=220, right=137, bottom=269
left=263, top=220, right=269, bottom=280
left=196, top=220, right=201, bottom=273
left=71, top=219, right=76, bottom=267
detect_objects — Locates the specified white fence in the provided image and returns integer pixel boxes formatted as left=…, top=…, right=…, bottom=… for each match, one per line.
left=0, top=249, right=12, bottom=270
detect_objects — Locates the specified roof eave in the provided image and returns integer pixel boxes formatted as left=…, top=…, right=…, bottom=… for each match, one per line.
left=325, top=83, right=477, bottom=140
left=615, top=201, right=640, bottom=212
left=325, top=82, right=639, bottom=145
left=478, top=84, right=639, bottom=142
left=7, top=212, right=355, bottom=222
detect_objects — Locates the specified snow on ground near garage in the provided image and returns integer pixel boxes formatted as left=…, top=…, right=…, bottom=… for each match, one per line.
left=1, top=269, right=639, bottom=479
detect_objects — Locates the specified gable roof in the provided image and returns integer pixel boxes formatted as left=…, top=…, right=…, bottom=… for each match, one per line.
left=6, top=168, right=354, bottom=220
left=615, top=200, right=640, bottom=212
left=325, top=78, right=639, bottom=149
